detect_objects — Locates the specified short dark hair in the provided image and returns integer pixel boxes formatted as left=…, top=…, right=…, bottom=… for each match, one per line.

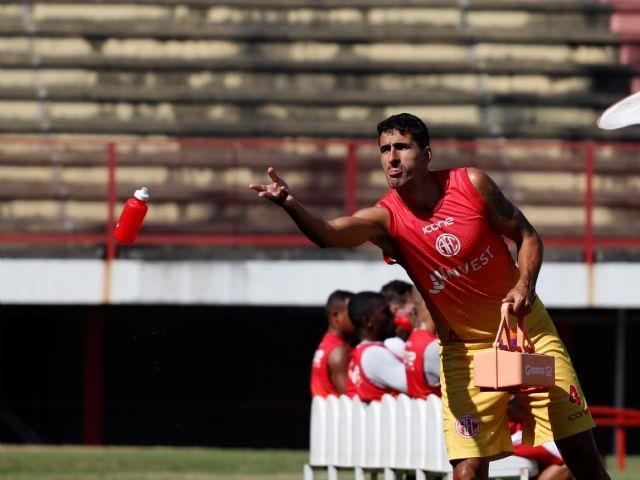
left=380, top=280, right=413, bottom=306
left=377, top=113, right=430, bottom=149
left=325, top=290, right=353, bottom=314
left=348, top=291, right=386, bottom=330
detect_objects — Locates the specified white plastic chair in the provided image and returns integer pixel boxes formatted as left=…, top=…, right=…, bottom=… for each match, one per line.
left=351, top=395, right=366, bottom=466
left=325, top=395, right=340, bottom=466
left=337, top=395, right=353, bottom=467
left=379, top=394, right=397, bottom=480
left=364, top=400, right=382, bottom=468
left=489, top=456, right=539, bottom=479
left=422, top=395, right=452, bottom=475
left=351, top=396, right=367, bottom=480
left=309, top=396, right=327, bottom=466
left=394, top=394, right=412, bottom=469
left=410, top=397, right=428, bottom=469
left=380, top=394, right=396, bottom=467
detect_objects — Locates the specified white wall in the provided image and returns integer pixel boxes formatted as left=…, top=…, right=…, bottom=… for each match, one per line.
left=1, top=259, right=639, bottom=307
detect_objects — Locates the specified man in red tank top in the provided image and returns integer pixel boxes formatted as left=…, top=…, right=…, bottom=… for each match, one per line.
left=345, top=292, right=407, bottom=402
left=310, top=290, right=354, bottom=397
left=381, top=280, right=441, bottom=398
left=250, top=113, right=608, bottom=480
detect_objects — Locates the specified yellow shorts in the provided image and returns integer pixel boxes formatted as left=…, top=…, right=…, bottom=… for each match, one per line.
left=440, top=299, right=595, bottom=461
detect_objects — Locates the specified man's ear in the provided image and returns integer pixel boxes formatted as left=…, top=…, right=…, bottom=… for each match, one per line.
left=328, top=309, right=339, bottom=326
left=425, top=146, right=432, bottom=162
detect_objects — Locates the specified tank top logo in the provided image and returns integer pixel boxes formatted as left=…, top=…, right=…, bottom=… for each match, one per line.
left=312, top=349, right=324, bottom=368
left=436, top=233, right=461, bottom=257
left=348, top=365, right=361, bottom=386
left=403, top=349, right=417, bottom=371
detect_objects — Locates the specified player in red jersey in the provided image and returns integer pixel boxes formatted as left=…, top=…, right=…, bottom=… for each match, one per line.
left=310, top=290, right=354, bottom=397
left=345, top=291, right=407, bottom=402
left=381, top=280, right=441, bottom=398
left=249, top=113, right=609, bottom=480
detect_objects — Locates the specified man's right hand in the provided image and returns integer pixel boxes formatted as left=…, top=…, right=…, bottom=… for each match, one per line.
left=249, top=165, right=389, bottom=249
left=249, top=167, right=292, bottom=206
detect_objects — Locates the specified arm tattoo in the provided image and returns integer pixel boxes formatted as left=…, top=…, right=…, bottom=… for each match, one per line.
left=480, top=182, right=534, bottom=236
left=493, top=188, right=516, bottom=221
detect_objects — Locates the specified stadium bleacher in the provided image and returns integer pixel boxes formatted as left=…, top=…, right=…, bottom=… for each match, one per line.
left=0, top=0, right=637, bottom=138
left=0, top=0, right=639, bottom=259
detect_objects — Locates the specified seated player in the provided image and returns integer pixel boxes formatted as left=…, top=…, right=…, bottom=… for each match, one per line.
left=508, top=396, right=575, bottom=480
left=310, top=290, right=354, bottom=397
left=381, top=280, right=441, bottom=398
left=346, top=291, right=407, bottom=402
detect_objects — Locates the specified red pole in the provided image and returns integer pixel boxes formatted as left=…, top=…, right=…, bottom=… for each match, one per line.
left=345, top=143, right=358, bottom=215
left=584, top=143, right=595, bottom=264
left=106, top=142, right=117, bottom=261
left=616, top=426, right=626, bottom=470
left=83, top=311, right=103, bottom=445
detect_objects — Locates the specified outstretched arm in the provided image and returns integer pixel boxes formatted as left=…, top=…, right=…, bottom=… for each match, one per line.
left=249, top=167, right=389, bottom=248
left=467, top=167, right=543, bottom=317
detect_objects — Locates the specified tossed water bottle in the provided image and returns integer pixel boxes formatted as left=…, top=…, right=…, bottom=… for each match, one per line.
left=114, top=187, right=149, bottom=244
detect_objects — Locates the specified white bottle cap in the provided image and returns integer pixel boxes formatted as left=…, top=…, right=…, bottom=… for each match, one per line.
left=134, top=186, right=150, bottom=201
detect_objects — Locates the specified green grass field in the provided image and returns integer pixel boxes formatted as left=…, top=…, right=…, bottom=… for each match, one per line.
left=0, top=446, right=636, bottom=479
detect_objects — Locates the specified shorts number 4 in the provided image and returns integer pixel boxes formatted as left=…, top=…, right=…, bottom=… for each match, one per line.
left=569, top=384, right=582, bottom=405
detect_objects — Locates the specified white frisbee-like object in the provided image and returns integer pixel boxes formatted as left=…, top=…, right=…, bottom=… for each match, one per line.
left=598, top=90, right=640, bottom=130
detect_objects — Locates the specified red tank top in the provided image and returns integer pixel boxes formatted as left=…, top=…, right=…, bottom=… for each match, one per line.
left=377, top=168, right=520, bottom=342
left=404, top=329, right=441, bottom=398
left=310, top=332, right=349, bottom=397
left=346, top=342, right=396, bottom=402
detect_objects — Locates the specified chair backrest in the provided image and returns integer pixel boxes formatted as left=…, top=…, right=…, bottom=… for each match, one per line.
left=364, top=400, right=382, bottom=468
left=351, top=395, right=367, bottom=467
left=379, top=394, right=396, bottom=467
left=325, top=395, right=341, bottom=466
left=309, top=395, right=327, bottom=466
left=411, top=397, right=428, bottom=468
left=337, top=395, right=354, bottom=467
left=394, top=394, right=413, bottom=469
left=422, top=395, right=452, bottom=473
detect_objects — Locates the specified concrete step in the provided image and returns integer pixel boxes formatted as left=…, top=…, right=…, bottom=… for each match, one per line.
left=0, top=0, right=615, bottom=13
left=0, top=85, right=622, bottom=107
left=0, top=70, right=616, bottom=97
left=0, top=20, right=619, bottom=44
left=1, top=51, right=628, bottom=76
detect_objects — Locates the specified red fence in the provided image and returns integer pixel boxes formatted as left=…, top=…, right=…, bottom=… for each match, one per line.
left=592, top=405, right=640, bottom=470
left=1, top=137, right=640, bottom=262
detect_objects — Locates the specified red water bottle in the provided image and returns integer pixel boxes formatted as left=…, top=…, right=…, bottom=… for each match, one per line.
left=113, top=187, right=149, bottom=244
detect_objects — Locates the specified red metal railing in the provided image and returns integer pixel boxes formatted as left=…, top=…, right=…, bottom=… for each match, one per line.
left=1, top=137, right=640, bottom=262
left=591, top=405, right=640, bottom=470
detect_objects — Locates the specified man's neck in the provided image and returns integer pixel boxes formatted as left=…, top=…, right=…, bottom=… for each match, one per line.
left=359, top=333, right=382, bottom=343
left=328, top=327, right=343, bottom=339
left=396, top=170, right=441, bottom=212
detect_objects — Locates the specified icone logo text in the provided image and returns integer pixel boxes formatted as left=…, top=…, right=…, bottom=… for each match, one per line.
left=568, top=408, right=591, bottom=422
left=422, top=217, right=454, bottom=234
